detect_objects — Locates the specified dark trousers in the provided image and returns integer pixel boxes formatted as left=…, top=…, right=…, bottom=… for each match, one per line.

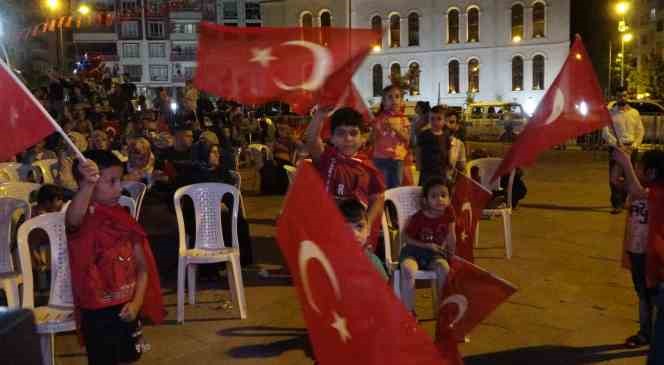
left=648, top=295, right=664, bottom=365
left=629, top=252, right=654, bottom=339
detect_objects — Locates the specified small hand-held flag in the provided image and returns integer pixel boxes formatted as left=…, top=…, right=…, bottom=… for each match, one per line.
left=194, top=23, right=380, bottom=114
left=452, top=172, right=493, bottom=262
left=277, top=163, right=449, bottom=364
left=0, top=60, right=85, bottom=161
left=491, top=35, right=611, bottom=181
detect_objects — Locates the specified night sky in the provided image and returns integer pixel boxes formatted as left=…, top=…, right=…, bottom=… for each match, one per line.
left=571, top=0, right=615, bottom=89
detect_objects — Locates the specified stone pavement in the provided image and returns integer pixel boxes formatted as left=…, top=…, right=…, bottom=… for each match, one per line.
left=53, top=147, right=650, bottom=365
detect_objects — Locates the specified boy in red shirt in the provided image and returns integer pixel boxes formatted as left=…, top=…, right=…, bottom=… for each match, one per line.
left=67, top=150, right=164, bottom=365
left=305, top=107, right=385, bottom=249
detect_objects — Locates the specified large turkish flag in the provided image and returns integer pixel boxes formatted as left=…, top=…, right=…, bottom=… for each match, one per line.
left=277, top=163, right=449, bottom=364
left=436, top=256, right=517, bottom=342
left=195, top=22, right=380, bottom=114
left=452, top=173, right=492, bottom=262
left=0, top=60, right=56, bottom=161
left=492, top=35, right=611, bottom=181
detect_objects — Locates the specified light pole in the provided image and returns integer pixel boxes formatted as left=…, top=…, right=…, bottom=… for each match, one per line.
left=45, top=0, right=64, bottom=72
left=620, top=32, right=633, bottom=87
left=614, top=1, right=631, bottom=89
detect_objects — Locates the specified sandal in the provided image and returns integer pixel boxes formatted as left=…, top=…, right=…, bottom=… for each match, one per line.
left=625, top=334, right=649, bottom=348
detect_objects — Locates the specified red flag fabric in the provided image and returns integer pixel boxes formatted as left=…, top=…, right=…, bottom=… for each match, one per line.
left=646, top=185, right=664, bottom=287
left=0, top=61, right=56, bottom=161
left=195, top=22, right=380, bottom=114
left=491, top=35, right=611, bottom=181
left=48, top=19, right=56, bottom=32
left=319, top=82, right=373, bottom=141
left=452, top=173, right=492, bottom=262
left=436, top=256, right=517, bottom=342
left=277, top=163, right=448, bottom=365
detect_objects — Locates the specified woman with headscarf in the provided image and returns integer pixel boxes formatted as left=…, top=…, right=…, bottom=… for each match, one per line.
left=125, top=137, right=156, bottom=184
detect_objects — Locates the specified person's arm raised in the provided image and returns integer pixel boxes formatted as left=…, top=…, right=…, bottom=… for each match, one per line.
left=304, top=106, right=333, bottom=164
left=66, top=160, right=99, bottom=229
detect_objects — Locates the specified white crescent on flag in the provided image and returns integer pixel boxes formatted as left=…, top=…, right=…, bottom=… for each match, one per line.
left=440, top=294, right=469, bottom=328
left=543, top=87, right=565, bottom=125
left=298, top=240, right=342, bottom=314
left=273, top=40, right=332, bottom=91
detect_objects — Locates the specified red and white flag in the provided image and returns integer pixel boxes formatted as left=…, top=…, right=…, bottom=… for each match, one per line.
left=195, top=22, right=380, bottom=114
left=436, top=256, right=517, bottom=343
left=277, top=163, right=449, bottom=365
left=452, top=173, right=492, bottom=262
left=0, top=61, right=57, bottom=161
left=492, top=35, right=611, bottom=181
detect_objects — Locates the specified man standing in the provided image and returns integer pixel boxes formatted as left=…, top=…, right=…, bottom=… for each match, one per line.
left=602, top=87, right=645, bottom=214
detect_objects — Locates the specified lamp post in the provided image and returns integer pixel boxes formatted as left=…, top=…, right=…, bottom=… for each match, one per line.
left=620, top=32, right=633, bottom=87
left=615, top=1, right=631, bottom=88
left=45, top=0, right=65, bottom=72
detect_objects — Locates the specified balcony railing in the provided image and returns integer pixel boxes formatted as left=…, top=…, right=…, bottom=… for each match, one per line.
left=170, top=52, right=196, bottom=61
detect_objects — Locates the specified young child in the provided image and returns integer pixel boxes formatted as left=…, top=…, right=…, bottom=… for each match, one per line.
left=372, top=85, right=410, bottom=188
left=416, top=106, right=451, bottom=186
left=67, top=150, right=164, bottom=365
left=399, top=176, right=456, bottom=316
left=30, top=184, right=65, bottom=293
left=305, top=106, right=385, bottom=250
left=612, top=148, right=664, bottom=363
left=338, top=199, right=388, bottom=281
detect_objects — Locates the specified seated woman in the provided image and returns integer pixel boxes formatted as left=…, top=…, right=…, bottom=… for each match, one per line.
left=125, top=137, right=157, bottom=184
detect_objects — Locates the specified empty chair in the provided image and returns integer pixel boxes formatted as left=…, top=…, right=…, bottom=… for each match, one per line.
left=0, top=198, right=30, bottom=309
left=174, top=183, right=247, bottom=323
left=17, top=212, right=75, bottom=365
left=381, top=186, right=441, bottom=315
left=0, top=182, right=41, bottom=208
left=120, top=181, right=147, bottom=220
left=31, top=159, right=58, bottom=184
left=465, top=158, right=516, bottom=259
left=0, top=162, right=25, bottom=182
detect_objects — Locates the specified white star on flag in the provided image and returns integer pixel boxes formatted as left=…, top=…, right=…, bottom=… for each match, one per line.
left=249, top=47, right=278, bottom=67
left=460, top=230, right=468, bottom=242
left=330, top=311, right=351, bottom=343
left=9, top=106, right=19, bottom=129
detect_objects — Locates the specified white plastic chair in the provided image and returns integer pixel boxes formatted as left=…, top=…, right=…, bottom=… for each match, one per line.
left=118, top=195, right=137, bottom=219
left=121, top=181, right=147, bottom=220
left=381, top=186, right=441, bottom=315
left=0, top=198, right=29, bottom=309
left=0, top=162, right=25, bottom=182
left=174, top=183, right=247, bottom=323
left=31, top=159, right=58, bottom=184
left=17, top=212, right=75, bottom=365
left=0, top=182, right=41, bottom=207
left=228, top=170, right=247, bottom=217
left=247, top=143, right=273, bottom=170
left=465, top=158, right=516, bottom=259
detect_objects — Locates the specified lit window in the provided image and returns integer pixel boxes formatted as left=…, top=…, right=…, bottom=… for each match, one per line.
left=301, top=12, right=313, bottom=27
left=468, top=59, right=479, bottom=92
left=148, top=43, right=166, bottom=58
left=512, top=56, right=523, bottom=91
left=372, top=64, right=383, bottom=97
left=533, top=55, right=545, bottom=90
left=447, top=9, right=459, bottom=43
left=533, top=2, right=546, bottom=38
left=122, top=43, right=140, bottom=58
left=149, top=65, right=169, bottom=82
left=511, top=4, right=524, bottom=41
left=408, top=62, right=420, bottom=95
left=467, top=7, right=479, bottom=42
left=408, top=13, right=419, bottom=46
left=448, top=60, right=459, bottom=93
left=390, top=14, right=400, bottom=48
left=390, top=63, right=401, bottom=84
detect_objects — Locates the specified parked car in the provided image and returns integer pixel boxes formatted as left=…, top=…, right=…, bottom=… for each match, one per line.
left=463, top=102, right=529, bottom=142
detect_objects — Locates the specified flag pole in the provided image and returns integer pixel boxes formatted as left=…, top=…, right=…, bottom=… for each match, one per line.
left=0, top=59, right=86, bottom=161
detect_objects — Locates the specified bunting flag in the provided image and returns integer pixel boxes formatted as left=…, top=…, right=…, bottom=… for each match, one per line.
left=57, top=16, right=66, bottom=28
left=48, top=19, right=56, bottom=32
left=65, top=16, right=73, bottom=28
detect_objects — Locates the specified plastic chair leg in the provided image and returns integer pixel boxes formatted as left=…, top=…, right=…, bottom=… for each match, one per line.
left=177, top=259, right=186, bottom=324
left=40, top=333, right=54, bottom=365
left=187, top=264, right=197, bottom=305
left=2, top=278, right=20, bottom=309
left=228, top=255, right=247, bottom=319
left=503, top=212, right=513, bottom=259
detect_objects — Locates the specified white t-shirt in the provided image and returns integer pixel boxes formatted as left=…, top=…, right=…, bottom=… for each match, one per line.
left=449, top=137, right=466, bottom=170
left=627, top=198, right=649, bottom=254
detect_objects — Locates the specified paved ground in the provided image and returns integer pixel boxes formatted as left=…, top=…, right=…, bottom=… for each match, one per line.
left=53, top=145, right=650, bottom=365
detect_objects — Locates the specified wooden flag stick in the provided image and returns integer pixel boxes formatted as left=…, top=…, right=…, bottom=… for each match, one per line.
left=0, top=59, right=86, bottom=161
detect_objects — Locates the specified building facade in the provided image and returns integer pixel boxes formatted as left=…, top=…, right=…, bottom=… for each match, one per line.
left=629, top=0, right=664, bottom=81
left=262, top=0, right=570, bottom=112
left=72, top=0, right=262, bottom=98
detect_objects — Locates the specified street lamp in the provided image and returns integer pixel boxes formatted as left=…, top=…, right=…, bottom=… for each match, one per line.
left=78, top=4, right=91, bottom=16
left=620, top=32, right=633, bottom=87
left=45, top=0, right=60, bottom=12
left=615, top=2, right=630, bottom=16
left=44, top=0, right=66, bottom=72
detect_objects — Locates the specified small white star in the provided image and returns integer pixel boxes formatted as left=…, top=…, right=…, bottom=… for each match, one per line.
left=249, top=47, right=278, bottom=67
left=9, top=106, right=18, bottom=129
left=330, top=311, right=351, bottom=343
left=461, top=230, right=468, bottom=242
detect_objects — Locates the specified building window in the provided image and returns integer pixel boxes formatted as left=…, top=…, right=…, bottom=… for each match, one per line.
left=124, top=65, right=142, bottom=82
left=122, top=43, right=140, bottom=58
left=533, top=54, right=545, bottom=90
left=371, top=15, right=382, bottom=34
left=511, top=4, right=524, bottom=41
left=149, top=65, right=169, bottom=82
left=224, top=22, right=238, bottom=27
left=467, top=7, right=479, bottom=42
left=533, top=2, right=546, bottom=38
left=147, top=21, right=165, bottom=38
left=185, top=66, right=197, bottom=80
left=468, top=58, right=479, bottom=92
left=390, top=63, right=401, bottom=84
left=172, top=22, right=197, bottom=34
left=408, top=13, right=419, bottom=46
left=245, top=2, right=261, bottom=21
left=149, top=43, right=166, bottom=58
left=120, top=21, right=140, bottom=38
left=301, top=12, right=313, bottom=27
left=448, top=60, right=459, bottom=93
left=512, top=56, right=523, bottom=91
left=408, top=62, right=420, bottom=95
left=448, top=9, right=459, bottom=43
left=658, top=20, right=664, bottom=32
left=246, top=22, right=261, bottom=27
left=372, top=64, right=383, bottom=97
left=320, top=10, right=331, bottom=27
left=389, top=14, right=400, bottom=48
left=171, top=43, right=197, bottom=60
left=223, top=1, right=238, bottom=19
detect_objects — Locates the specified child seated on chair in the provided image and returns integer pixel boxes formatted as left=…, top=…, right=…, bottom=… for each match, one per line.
left=29, top=184, right=65, bottom=292
left=337, top=199, right=388, bottom=281
left=66, top=150, right=164, bottom=365
left=399, top=176, right=456, bottom=317
left=305, top=106, right=385, bottom=250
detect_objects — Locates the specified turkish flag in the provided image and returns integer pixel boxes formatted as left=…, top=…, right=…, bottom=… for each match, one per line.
left=452, top=173, right=492, bottom=262
left=195, top=22, right=380, bottom=114
left=436, top=256, right=517, bottom=343
left=491, top=35, right=611, bottom=181
left=319, top=82, right=373, bottom=141
left=277, top=163, right=448, bottom=365
left=0, top=61, right=56, bottom=160
left=646, top=185, right=664, bottom=288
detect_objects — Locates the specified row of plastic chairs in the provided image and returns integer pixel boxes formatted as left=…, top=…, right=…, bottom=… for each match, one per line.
left=0, top=160, right=59, bottom=185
